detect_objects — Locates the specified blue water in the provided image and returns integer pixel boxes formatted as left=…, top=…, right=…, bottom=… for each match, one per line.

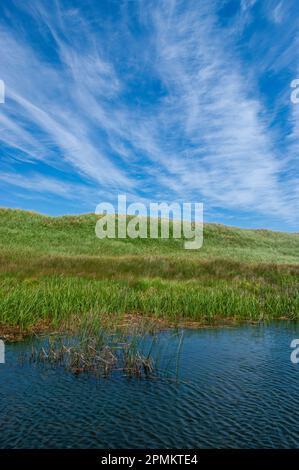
left=1, top=323, right=299, bottom=448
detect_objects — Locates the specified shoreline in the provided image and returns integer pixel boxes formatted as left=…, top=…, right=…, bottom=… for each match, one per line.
left=0, top=314, right=292, bottom=342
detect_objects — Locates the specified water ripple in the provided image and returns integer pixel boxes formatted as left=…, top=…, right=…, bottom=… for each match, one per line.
left=1, top=323, right=299, bottom=448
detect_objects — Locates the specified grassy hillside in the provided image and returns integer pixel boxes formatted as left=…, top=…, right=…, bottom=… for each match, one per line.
left=1, top=208, right=299, bottom=262
left=0, top=208, right=298, bottom=336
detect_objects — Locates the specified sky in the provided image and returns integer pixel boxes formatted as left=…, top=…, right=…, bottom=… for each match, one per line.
left=0, top=0, right=298, bottom=231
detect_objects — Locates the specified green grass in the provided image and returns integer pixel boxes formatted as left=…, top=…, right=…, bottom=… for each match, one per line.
left=0, top=207, right=298, bottom=333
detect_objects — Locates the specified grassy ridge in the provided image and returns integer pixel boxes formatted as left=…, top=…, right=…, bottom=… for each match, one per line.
left=1, top=208, right=299, bottom=262
left=0, top=208, right=298, bottom=333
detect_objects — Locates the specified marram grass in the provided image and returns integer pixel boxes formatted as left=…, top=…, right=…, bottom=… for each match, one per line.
left=0, top=208, right=298, bottom=336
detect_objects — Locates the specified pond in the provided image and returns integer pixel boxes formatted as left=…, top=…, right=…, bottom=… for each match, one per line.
left=1, top=322, right=299, bottom=448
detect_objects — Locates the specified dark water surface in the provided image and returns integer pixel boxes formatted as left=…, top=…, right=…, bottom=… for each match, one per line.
left=1, top=323, right=299, bottom=448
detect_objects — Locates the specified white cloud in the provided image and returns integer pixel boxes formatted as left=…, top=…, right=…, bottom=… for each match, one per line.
left=145, top=0, right=293, bottom=218
left=241, top=0, right=257, bottom=11
left=272, top=1, right=284, bottom=24
left=0, top=171, right=88, bottom=198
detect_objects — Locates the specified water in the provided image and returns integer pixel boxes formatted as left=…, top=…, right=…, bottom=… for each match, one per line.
left=1, top=323, right=299, bottom=448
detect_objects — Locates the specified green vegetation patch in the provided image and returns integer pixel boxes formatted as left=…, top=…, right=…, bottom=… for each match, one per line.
left=0, top=208, right=298, bottom=335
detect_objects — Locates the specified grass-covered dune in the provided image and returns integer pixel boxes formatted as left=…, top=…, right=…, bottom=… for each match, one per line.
left=0, top=208, right=298, bottom=337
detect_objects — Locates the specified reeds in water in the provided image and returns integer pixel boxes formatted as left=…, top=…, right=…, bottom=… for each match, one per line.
left=25, top=328, right=177, bottom=380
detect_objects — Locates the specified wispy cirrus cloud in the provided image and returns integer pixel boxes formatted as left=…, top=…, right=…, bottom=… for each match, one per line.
left=0, top=171, right=88, bottom=198
left=150, top=2, right=281, bottom=200
left=0, top=0, right=298, bottom=229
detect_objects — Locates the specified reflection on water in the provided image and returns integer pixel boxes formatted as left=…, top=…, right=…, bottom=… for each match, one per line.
left=1, top=322, right=299, bottom=448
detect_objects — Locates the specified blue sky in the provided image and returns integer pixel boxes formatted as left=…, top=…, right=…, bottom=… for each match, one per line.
left=0, top=0, right=298, bottom=230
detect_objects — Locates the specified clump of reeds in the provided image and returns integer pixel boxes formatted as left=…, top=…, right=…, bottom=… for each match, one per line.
left=30, top=342, right=116, bottom=377
left=123, top=348, right=154, bottom=378
left=19, top=309, right=185, bottom=380
left=26, top=333, right=158, bottom=379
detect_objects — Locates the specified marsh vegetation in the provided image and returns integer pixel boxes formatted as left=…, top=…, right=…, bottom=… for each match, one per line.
left=0, top=208, right=298, bottom=339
